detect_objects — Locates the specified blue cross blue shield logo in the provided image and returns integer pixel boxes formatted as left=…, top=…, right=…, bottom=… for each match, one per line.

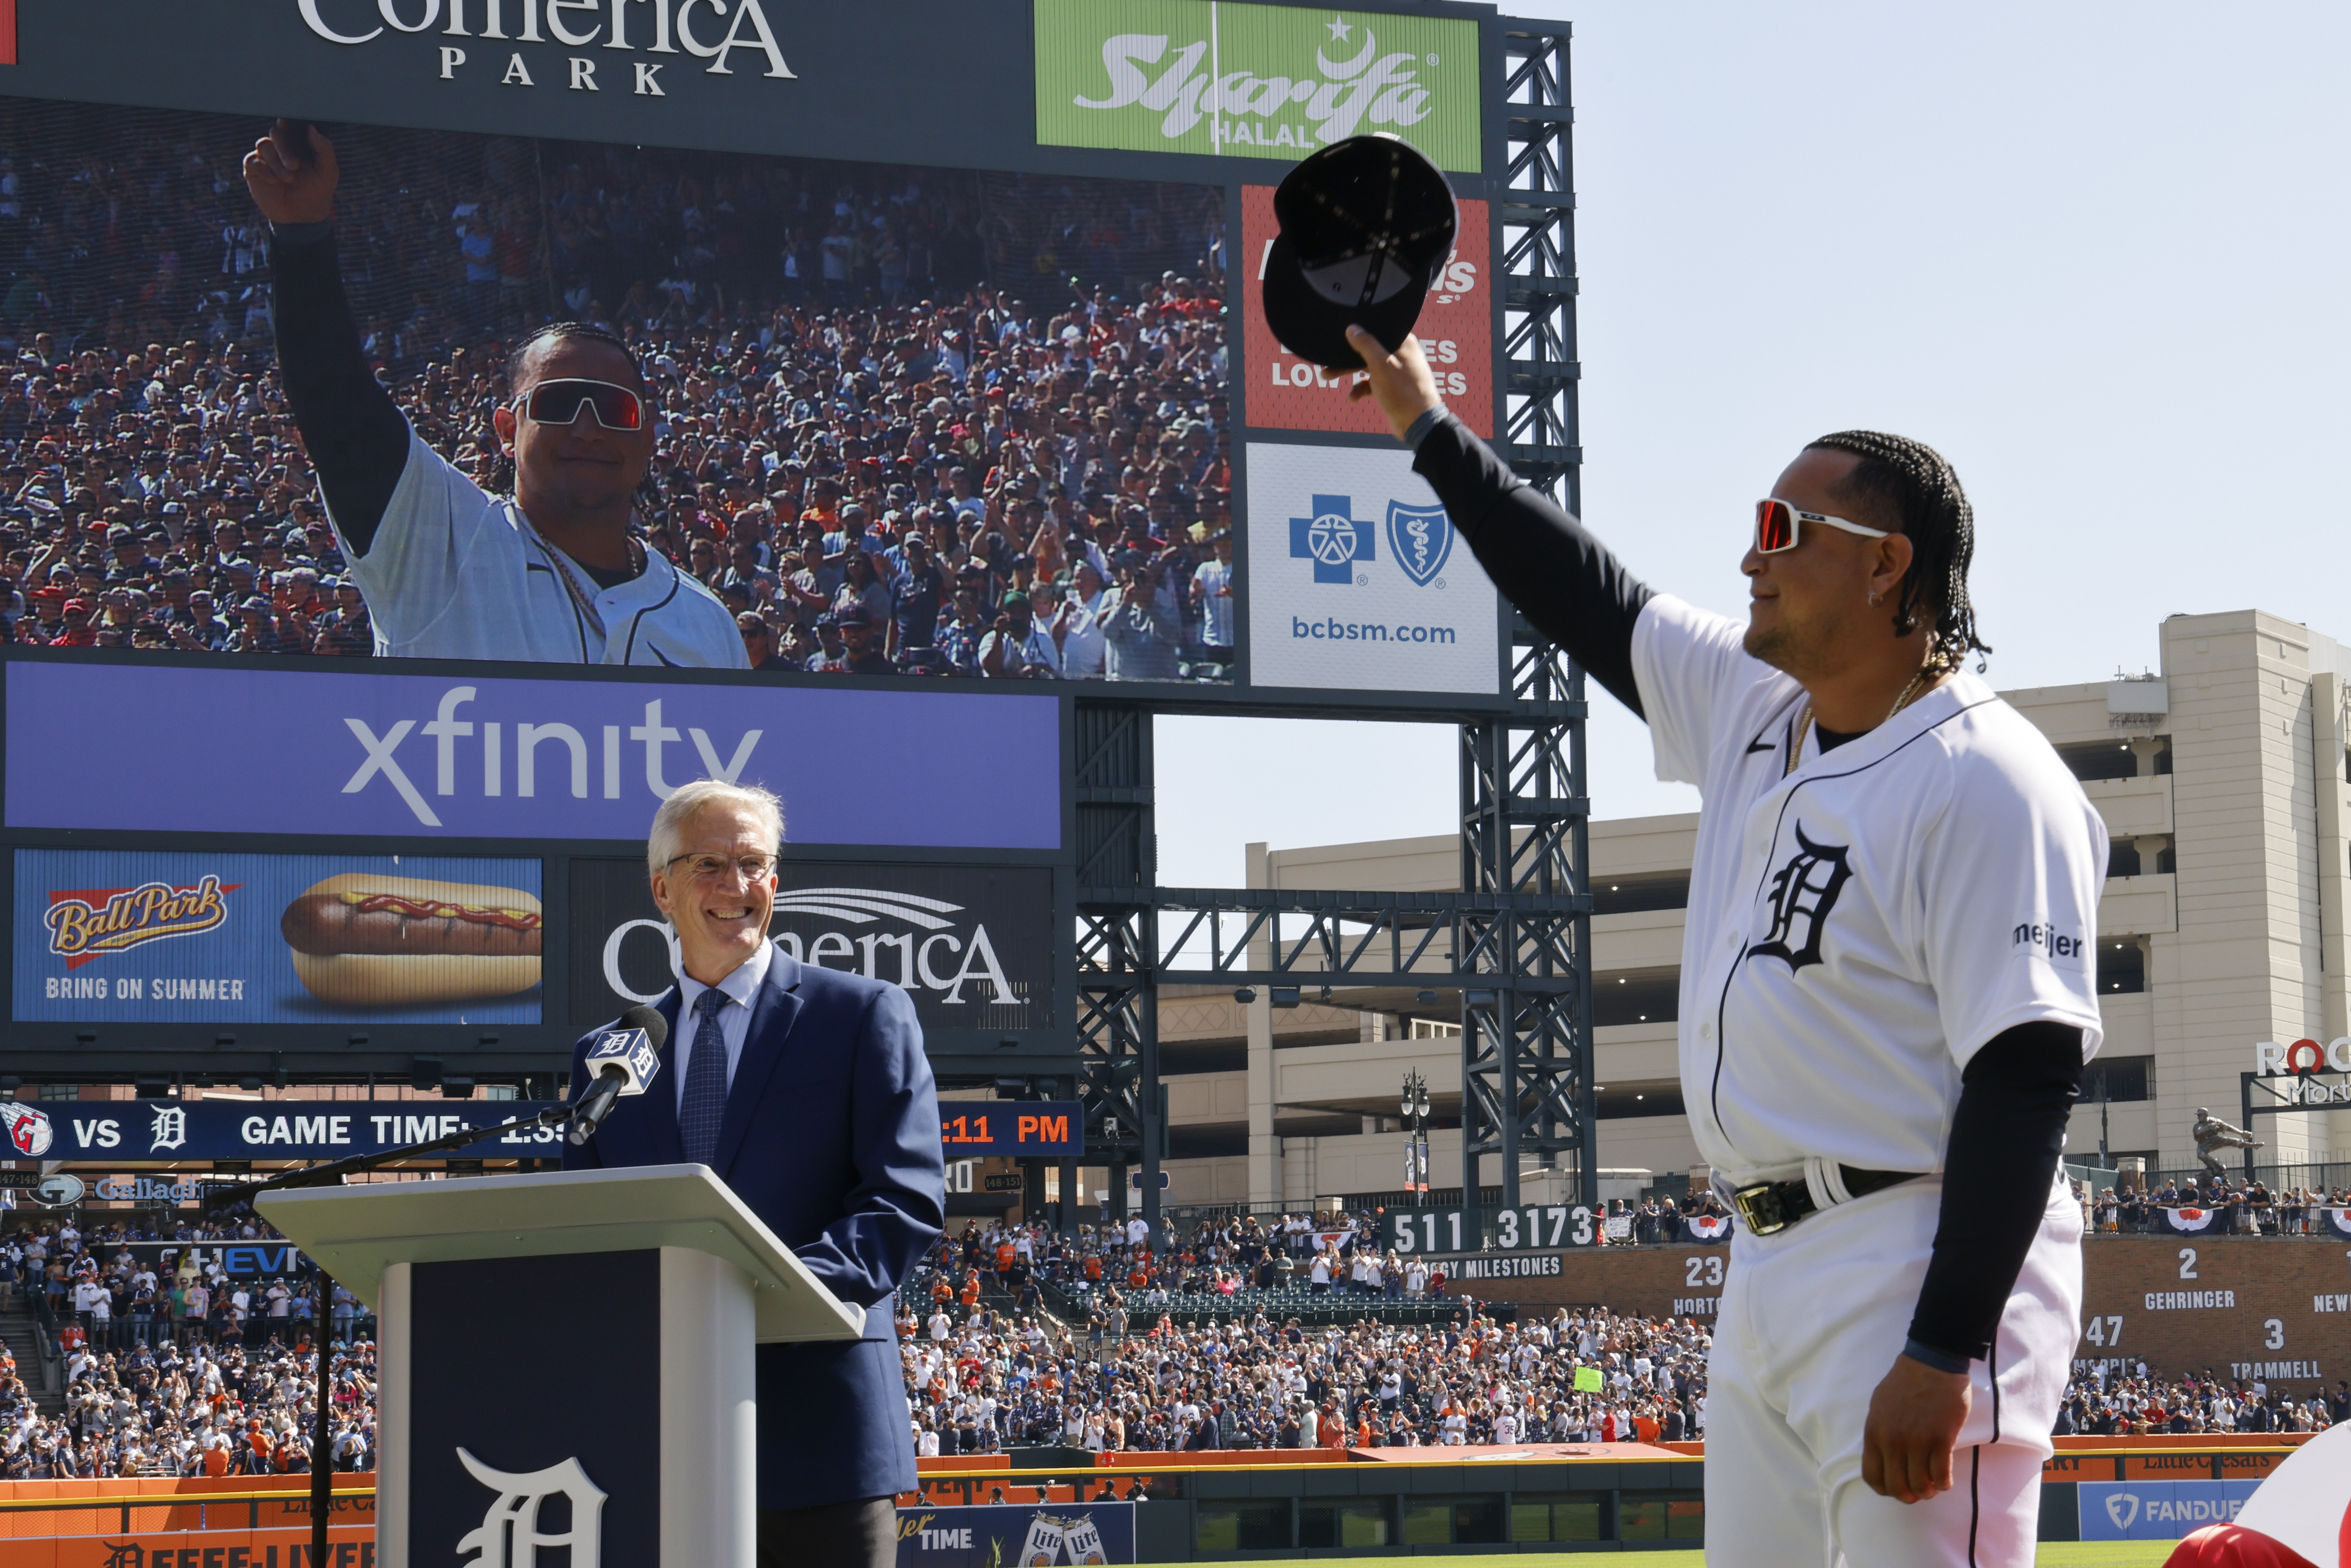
left=1386, top=502, right=1453, bottom=586
left=1290, top=495, right=1375, bottom=584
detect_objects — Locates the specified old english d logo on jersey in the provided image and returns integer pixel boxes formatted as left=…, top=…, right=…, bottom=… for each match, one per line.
left=1747, top=823, right=1853, bottom=972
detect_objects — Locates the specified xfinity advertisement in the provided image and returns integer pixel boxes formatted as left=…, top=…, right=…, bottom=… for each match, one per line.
left=12, top=849, right=545, bottom=1024
left=5, top=664, right=1061, bottom=849
left=568, top=858, right=1053, bottom=1035
left=1245, top=442, right=1501, bottom=694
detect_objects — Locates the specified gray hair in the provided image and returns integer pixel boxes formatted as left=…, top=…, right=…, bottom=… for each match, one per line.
left=646, top=779, right=785, bottom=879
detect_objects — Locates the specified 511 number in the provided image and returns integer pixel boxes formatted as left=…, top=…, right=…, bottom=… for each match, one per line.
left=1390, top=1205, right=1595, bottom=1253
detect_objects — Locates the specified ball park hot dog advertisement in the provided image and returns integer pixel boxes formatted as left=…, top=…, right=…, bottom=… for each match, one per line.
left=13, top=850, right=543, bottom=1024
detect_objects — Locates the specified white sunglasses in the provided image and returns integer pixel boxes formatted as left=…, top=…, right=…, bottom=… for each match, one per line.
left=1754, top=497, right=1889, bottom=555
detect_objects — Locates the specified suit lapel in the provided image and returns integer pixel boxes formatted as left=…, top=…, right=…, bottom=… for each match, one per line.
left=712, top=945, right=804, bottom=1178
left=640, top=987, right=686, bottom=1166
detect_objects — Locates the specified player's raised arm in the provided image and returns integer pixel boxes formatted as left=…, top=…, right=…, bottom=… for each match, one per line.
left=1349, top=325, right=1654, bottom=717
left=245, top=121, right=412, bottom=558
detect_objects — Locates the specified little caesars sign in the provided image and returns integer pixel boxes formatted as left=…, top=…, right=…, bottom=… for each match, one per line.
left=1034, top=0, right=1481, bottom=171
left=296, top=0, right=795, bottom=90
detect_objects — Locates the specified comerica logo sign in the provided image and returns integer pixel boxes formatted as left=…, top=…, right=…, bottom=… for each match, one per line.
left=295, top=0, right=797, bottom=87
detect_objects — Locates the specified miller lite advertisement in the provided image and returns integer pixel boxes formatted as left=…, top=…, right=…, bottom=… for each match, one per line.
left=12, top=849, right=544, bottom=1025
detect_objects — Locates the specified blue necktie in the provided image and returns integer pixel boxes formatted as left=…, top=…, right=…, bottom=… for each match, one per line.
left=680, top=987, right=731, bottom=1167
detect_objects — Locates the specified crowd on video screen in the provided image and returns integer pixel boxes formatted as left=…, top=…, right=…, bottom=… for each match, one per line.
left=0, top=101, right=1234, bottom=678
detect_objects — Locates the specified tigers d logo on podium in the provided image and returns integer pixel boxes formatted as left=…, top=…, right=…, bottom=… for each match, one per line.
left=455, top=1449, right=607, bottom=1567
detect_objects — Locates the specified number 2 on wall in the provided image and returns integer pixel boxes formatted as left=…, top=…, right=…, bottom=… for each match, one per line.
left=2178, top=1247, right=2198, bottom=1280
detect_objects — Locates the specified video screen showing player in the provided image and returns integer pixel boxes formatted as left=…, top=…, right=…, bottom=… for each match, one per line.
left=0, top=98, right=1232, bottom=681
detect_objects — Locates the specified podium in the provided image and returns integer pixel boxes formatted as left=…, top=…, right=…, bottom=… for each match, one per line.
left=258, top=1164, right=865, bottom=1567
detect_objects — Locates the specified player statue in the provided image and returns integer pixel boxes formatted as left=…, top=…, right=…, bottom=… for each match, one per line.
left=2191, top=1107, right=2262, bottom=1177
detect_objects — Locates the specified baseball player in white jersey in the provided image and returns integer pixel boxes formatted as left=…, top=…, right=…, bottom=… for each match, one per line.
left=244, top=122, right=745, bottom=669
left=1347, top=324, right=2104, bottom=1565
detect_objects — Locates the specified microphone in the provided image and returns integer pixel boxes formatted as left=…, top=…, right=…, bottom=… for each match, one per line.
left=568, top=1005, right=668, bottom=1146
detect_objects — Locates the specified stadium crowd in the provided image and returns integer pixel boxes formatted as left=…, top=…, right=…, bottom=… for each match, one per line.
left=2088, top=1177, right=2351, bottom=1236
left=2056, top=1361, right=2349, bottom=1436
left=0, top=102, right=1234, bottom=679
left=899, top=1291, right=1709, bottom=1456
left=6, top=1200, right=2350, bottom=1479
left=899, top=1214, right=1712, bottom=1455
left=0, top=1215, right=375, bottom=1479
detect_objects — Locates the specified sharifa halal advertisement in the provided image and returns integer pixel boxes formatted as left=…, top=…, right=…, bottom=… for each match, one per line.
left=12, top=849, right=544, bottom=1025
left=568, top=858, right=1050, bottom=1034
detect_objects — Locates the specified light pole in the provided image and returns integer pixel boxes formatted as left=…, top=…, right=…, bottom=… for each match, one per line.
left=1400, top=1071, right=1432, bottom=1200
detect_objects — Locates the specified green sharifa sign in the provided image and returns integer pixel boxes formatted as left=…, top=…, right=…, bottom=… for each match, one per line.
left=1035, top=0, right=1481, bottom=171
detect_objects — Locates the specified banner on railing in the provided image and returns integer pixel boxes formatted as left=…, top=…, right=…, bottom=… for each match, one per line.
left=2162, top=1206, right=2221, bottom=1233
left=2325, top=1208, right=2351, bottom=1239
left=1683, top=1214, right=1732, bottom=1242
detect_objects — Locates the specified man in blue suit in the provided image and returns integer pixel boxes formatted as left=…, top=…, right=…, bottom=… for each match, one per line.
left=566, top=778, right=944, bottom=1567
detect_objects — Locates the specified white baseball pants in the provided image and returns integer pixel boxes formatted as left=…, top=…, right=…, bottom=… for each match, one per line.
left=1702, top=1172, right=2082, bottom=1567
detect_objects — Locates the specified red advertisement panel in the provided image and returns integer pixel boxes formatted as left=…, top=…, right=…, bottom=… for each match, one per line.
left=1240, top=184, right=1493, bottom=438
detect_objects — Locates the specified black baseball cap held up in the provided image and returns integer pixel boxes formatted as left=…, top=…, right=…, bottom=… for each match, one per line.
left=1262, top=134, right=1457, bottom=372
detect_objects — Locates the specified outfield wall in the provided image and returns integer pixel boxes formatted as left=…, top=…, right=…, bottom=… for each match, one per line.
left=1456, top=1233, right=2351, bottom=1389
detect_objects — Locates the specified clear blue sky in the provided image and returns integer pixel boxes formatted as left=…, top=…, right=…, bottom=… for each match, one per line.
left=1158, top=0, right=2351, bottom=888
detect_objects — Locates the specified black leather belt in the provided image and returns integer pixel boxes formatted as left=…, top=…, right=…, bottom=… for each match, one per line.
left=1731, top=1167, right=1923, bottom=1236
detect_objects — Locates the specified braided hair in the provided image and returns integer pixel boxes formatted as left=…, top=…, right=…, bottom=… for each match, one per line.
left=1804, top=429, right=1990, bottom=674
left=505, top=320, right=642, bottom=392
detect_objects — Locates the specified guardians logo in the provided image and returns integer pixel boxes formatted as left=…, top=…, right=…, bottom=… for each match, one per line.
left=44, top=877, right=236, bottom=968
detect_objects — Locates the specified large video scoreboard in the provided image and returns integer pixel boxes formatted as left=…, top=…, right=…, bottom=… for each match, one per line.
left=0, top=0, right=1544, bottom=1083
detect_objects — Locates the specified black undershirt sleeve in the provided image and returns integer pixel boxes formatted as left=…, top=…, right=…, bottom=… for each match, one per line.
left=1409, top=412, right=1655, bottom=717
left=1906, top=1020, right=2086, bottom=1365
left=269, top=223, right=413, bottom=558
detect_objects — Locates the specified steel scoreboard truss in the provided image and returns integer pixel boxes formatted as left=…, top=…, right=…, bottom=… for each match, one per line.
left=1073, top=21, right=1592, bottom=1240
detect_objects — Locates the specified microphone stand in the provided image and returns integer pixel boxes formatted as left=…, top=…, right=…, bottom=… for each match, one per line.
left=198, top=1098, right=578, bottom=1567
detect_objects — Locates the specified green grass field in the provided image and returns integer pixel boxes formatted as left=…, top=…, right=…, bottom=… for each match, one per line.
left=1145, top=1546, right=2176, bottom=1567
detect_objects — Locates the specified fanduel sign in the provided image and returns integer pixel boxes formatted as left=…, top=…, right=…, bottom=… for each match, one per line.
left=1033, top=0, right=1481, bottom=171
left=4, top=662, right=1058, bottom=849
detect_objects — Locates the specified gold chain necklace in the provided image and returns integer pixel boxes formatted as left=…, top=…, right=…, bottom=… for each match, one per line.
left=1784, top=668, right=1937, bottom=780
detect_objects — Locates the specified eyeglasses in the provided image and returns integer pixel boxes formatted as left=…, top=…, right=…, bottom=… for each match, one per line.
left=1754, top=498, right=1889, bottom=555
left=513, top=378, right=645, bottom=432
left=663, top=853, right=778, bottom=884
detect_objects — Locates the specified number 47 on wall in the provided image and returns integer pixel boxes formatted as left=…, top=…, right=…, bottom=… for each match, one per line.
left=2082, top=1314, right=2124, bottom=1346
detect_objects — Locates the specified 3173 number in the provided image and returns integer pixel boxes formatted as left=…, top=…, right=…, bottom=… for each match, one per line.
left=1387, top=1205, right=1596, bottom=1254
